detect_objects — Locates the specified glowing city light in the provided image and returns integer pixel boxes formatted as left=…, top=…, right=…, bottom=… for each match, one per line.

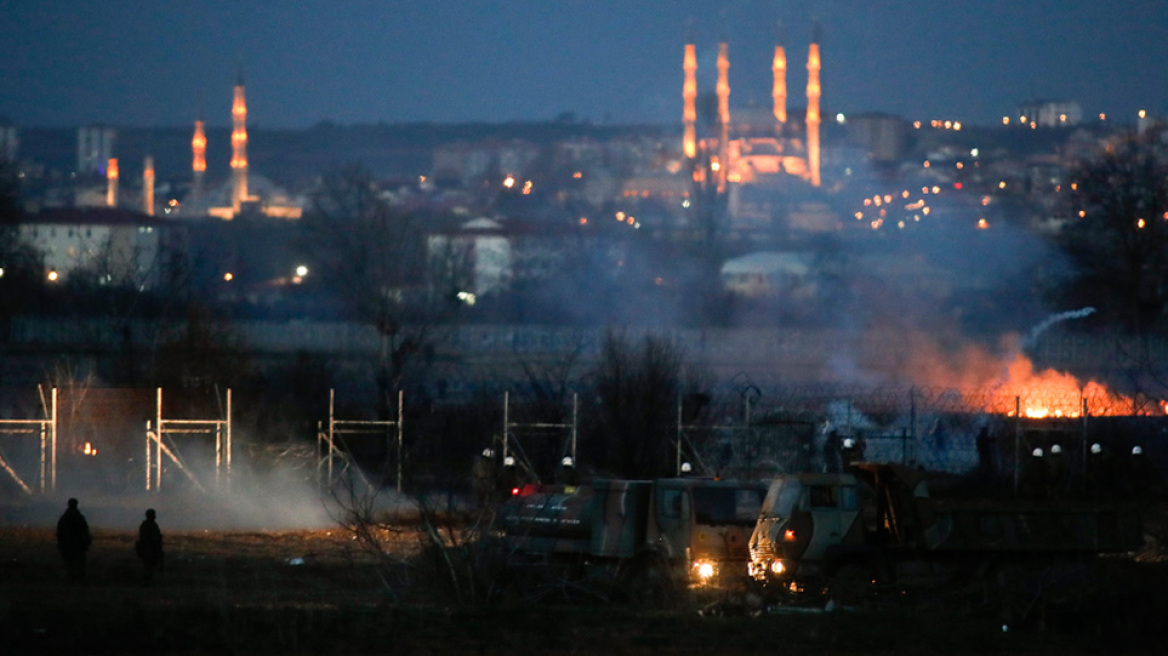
left=503, top=175, right=515, bottom=189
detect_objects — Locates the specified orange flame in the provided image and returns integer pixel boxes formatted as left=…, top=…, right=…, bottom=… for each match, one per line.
left=985, top=354, right=1156, bottom=417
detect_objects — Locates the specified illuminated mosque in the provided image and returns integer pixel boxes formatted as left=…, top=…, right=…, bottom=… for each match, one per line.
left=180, top=69, right=302, bottom=220
left=683, top=23, right=822, bottom=193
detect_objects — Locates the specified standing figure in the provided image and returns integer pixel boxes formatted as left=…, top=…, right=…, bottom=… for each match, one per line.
left=556, top=456, right=581, bottom=487
left=1047, top=444, right=1070, bottom=498
left=56, top=498, right=92, bottom=584
left=824, top=430, right=842, bottom=473
left=471, top=448, right=497, bottom=506
left=498, top=456, right=520, bottom=499
left=135, top=508, right=164, bottom=584
left=1020, top=447, right=1048, bottom=499
left=1085, top=442, right=1116, bottom=500
left=841, top=436, right=866, bottom=470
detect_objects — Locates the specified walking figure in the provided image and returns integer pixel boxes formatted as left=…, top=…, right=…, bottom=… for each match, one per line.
left=56, top=498, right=92, bottom=584
left=135, top=508, right=164, bottom=584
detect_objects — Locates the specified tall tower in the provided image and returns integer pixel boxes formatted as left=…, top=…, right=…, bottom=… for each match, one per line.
left=191, top=118, right=207, bottom=208
left=106, top=158, right=119, bottom=207
left=682, top=35, right=698, bottom=159
left=772, top=23, right=787, bottom=125
left=806, top=23, right=822, bottom=188
left=230, top=68, right=249, bottom=212
left=716, top=40, right=730, bottom=192
left=143, top=156, right=155, bottom=216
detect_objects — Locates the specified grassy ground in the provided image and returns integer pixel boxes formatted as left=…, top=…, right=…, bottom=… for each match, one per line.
left=3, top=521, right=1168, bottom=653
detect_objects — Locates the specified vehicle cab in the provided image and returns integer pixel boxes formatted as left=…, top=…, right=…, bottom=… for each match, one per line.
left=748, top=472, right=868, bottom=581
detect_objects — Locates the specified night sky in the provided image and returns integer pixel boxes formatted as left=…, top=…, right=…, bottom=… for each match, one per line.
left=2, top=0, right=1166, bottom=129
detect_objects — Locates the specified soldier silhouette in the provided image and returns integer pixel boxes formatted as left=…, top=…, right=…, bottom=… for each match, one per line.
left=472, top=448, right=497, bottom=506
left=56, top=498, right=92, bottom=584
left=135, top=508, right=164, bottom=584
left=556, top=456, right=581, bottom=487
left=824, top=430, right=842, bottom=473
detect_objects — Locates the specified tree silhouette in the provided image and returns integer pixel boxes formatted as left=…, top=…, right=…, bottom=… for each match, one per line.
left=1056, top=128, right=1168, bottom=335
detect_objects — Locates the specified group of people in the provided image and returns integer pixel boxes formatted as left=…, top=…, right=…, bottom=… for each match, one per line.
left=1019, top=442, right=1162, bottom=501
left=55, top=498, right=164, bottom=585
left=471, top=448, right=581, bottom=504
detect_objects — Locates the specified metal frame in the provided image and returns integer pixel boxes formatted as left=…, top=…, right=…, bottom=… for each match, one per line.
left=501, top=390, right=578, bottom=479
left=0, top=386, right=57, bottom=493
left=144, top=387, right=232, bottom=493
left=317, top=388, right=403, bottom=491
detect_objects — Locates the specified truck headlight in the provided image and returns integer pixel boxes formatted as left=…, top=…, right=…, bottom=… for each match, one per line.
left=692, top=559, right=717, bottom=581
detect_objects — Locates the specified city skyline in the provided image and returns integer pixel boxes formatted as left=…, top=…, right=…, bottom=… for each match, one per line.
left=1, top=0, right=1167, bottom=129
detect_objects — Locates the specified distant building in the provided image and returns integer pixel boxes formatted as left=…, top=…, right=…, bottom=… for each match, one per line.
left=845, top=113, right=908, bottom=163
left=77, top=126, right=116, bottom=175
left=20, top=207, right=172, bottom=287
left=721, top=251, right=815, bottom=297
left=0, top=123, right=18, bottom=162
left=1015, top=100, right=1082, bottom=128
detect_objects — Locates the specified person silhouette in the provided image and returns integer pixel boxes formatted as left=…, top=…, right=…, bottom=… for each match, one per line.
left=56, top=498, right=92, bottom=584
left=135, top=508, right=164, bottom=584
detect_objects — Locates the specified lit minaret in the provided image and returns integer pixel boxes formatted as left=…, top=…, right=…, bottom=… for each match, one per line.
left=682, top=34, right=698, bottom=159
left=772, top=22, right=787, bottom=125
left=143, top=156, right=155, bottom=216
left=716, top=40, right=730, bottom=191
left=191, top=118, right=206, bottom=207
left=106, top=158, right=119, bottom=207
left=230, top=68, right=249, bottom=211
left=806, top=23, right=822, bottom=188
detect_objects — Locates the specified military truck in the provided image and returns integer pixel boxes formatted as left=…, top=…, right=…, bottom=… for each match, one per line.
left=500, top=477, right=767, bottom=584
left=748, top=463, right=1143, bottom=585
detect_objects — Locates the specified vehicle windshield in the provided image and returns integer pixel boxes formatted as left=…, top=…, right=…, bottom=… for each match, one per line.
left=759, top=479, right=802, bottom=519
left=692, top=487, right=765, bottom=525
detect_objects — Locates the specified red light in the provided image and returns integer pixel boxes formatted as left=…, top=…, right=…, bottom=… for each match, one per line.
left=511, top=487, right=520, bottom=496
left=784, top=529, right=796, bottom=541
left=954, top=182, right=963, bottom=190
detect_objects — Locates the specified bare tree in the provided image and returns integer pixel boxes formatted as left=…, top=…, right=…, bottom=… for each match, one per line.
left=587, top=330, right=686, bottom=478
left=1055, top=127, right=1168, bottom=394
left=1058, top=127, right=1168, bottom=334
left=301, top=166, right=462, bottom=396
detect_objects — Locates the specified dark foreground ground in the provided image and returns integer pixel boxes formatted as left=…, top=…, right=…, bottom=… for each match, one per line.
left=5, top=509, right=1168, bottom=654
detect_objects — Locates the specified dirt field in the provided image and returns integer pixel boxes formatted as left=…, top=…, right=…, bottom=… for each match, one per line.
left=4, top=512, right=1168, bottom=654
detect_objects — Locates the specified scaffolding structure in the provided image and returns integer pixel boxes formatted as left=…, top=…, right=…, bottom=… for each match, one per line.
left=144, top=387, right=232, bottom=493
left=501, top=390, right=578, bottom=480
left=317, top=389, right=403, bottom=491
left=0, top=386, right=57, bottom=494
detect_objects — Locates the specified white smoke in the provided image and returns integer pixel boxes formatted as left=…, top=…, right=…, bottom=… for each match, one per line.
left=1023, top=307, right=1095, bottom=349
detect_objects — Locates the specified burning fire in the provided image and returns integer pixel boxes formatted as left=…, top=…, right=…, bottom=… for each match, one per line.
left=984, top=354, right=1162, bottom=418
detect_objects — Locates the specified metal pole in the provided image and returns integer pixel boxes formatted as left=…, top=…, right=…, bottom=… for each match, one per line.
left=396, top=389, right=403, bottom=493
left=571, top=393, right=578, bottom=462
left=1013, top=396, right=1021, bottom=494
left=39, top=422, right=46, bottom=492
left=502, top=391, right=510, bottom=460
left=328, top=388, right=335, bottom=487
left=145, top=421, right=152, bottom=491
left=50, top=387, right=57, bottom=491
left=1081, top=396, right=1089, bottom=491
left=226, top=388, right=232, bottom=484
left=156, top=388, right=163, bottom=491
